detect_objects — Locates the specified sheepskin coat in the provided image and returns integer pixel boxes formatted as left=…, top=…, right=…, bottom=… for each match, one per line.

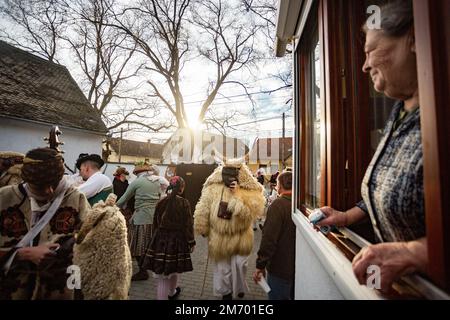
left=194, top=163, right=265, bottom=261
left=0, top=164, right=22, bottom=188
left=0, top=184, right=89, bottom=300
left=73, top=194, right=132, bottom=300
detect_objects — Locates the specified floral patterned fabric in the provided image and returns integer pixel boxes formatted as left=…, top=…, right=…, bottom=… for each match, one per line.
left=0, top=185, right=89, bottom=300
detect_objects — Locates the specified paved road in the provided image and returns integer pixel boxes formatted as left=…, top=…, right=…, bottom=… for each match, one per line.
left=129, top=227, right=268, bottom=300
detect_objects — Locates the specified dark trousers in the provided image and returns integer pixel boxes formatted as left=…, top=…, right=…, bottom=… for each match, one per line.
left=267, top=273, right=294, bottom=300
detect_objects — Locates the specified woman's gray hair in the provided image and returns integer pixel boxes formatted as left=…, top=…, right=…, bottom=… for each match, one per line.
left=364, top=0, right=413, bottom=37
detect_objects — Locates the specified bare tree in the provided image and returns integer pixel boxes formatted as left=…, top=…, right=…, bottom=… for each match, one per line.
left=192, top=0, right=260, bottom=122
left=0, top=0, right=173, bottom=134
left=102, top=0, right=260, bottom=128
left=63, top=0, right=172, bottom=133
left=241, top=0, right=277, bottom=44
left=0, top=0, right=67, bottom=62
left=104, top=0, right=192, bottom=128
left=204, top=107, right=247, bottom=137
left=104, top=102, right=175, bottom=135
left=241, top=0, right=292, bottom=98
left=1, top=0, right=283, bottom=136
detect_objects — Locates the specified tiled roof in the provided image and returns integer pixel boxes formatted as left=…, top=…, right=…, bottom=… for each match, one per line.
left=0, top=40, right=107, bottom=133
left=109, top=137, right=164, bottom=159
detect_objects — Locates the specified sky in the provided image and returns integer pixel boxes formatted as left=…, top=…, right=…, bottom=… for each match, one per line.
left=0, top=0, right=293, bottom=149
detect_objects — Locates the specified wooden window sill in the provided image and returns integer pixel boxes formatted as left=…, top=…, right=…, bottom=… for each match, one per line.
left=293, top=209, right=450, bottom=300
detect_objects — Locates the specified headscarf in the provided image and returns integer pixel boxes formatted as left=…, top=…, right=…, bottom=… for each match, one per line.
left=167, top=176, right=185, bottom=196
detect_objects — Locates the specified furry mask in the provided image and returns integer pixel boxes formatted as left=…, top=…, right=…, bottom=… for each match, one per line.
left=222, top=166, right=240, bottom=187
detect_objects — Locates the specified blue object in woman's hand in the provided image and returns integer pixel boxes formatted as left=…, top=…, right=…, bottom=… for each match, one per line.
left=309, top=209, right=331, bottom=235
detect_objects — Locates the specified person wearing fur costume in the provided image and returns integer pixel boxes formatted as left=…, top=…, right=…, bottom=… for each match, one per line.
left=0, top=148, right=89, bottom=300
left=73, top=194, right=132, bottom=300
left=194, top=160, right=265, bottom=300
left=0, top=151, right=24, bottom=188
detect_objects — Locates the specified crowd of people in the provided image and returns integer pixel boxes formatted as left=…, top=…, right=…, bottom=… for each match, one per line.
left=0, top=1, right=433, bottom=300
left=0, top=147, right=295, bottom=300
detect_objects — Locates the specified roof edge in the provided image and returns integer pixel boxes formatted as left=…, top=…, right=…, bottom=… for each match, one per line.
left=0, top=115, right=108, bottom=136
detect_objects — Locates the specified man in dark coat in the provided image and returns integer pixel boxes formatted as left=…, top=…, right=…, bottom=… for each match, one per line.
left=253, top=171, right=295, bottom=300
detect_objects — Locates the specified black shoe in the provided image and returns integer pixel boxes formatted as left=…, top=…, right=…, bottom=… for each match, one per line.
left=237, top=292, right=245, bottom=298
left=131, top=270, right=149, bottom=281
left=169, top=287, right=181, bottom=300
left=222, top=293, right=233, bottom=300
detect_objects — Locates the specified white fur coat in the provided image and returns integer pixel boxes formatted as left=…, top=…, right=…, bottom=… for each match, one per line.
left=73, top=194, right=132, bottom=300
left=194, top=163, right=265, bottom=261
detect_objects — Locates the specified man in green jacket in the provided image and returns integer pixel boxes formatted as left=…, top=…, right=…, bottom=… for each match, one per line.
left=76, top=154, right=112, bottom=206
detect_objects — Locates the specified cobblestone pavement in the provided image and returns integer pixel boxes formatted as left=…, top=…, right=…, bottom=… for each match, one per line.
left=129, top=227, right=268, bottom=300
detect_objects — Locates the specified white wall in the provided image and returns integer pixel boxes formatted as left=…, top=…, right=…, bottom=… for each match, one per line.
left=0, top=118, right=104, bottom=174
left=295, top=221, right=344, bottom=299
left=293, top=212, right=382, bottom=300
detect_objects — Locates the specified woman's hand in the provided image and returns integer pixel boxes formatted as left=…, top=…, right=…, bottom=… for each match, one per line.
left=253, top=268, right=266, bottom=283
left=315, top=206, right=347, bottom=227
left=315, top=206, right=367, bottom=227
left=17, top=243, right=60, bottom=266
left=352, top=239, right=427, bottom=294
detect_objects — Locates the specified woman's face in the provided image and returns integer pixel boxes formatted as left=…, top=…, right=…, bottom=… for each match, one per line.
left=362, top=30, right=418, bottom=100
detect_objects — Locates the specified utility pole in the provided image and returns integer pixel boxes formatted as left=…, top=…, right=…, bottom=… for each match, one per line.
left=118, top=128, right=123, bottom=163
left=282, top=112, right=286, bottom=169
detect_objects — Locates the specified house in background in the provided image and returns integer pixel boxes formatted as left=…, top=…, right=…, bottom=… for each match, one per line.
left=162, top=129, right=249, bottom=165
left=103, top=137, right=164, bottom=164
left=284, top=153, right=293, bottom=169
left=247, top=137, right=293, bottom=174
left=0, top=40, right=107, bottom=172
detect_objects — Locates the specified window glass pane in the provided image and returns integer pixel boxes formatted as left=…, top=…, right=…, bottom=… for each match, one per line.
left=368, top=75, right=395, bottom=153
left=305, top=30, right=321, bottom=208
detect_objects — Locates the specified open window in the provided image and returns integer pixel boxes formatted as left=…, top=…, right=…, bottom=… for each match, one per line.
left=295, top=0, right=325, bottom=213
left=303, top=6, right=323, bottom=210
left=289, top=0, right=450, bottom=298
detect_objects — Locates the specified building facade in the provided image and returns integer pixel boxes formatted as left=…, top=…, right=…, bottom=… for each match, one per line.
left=276, top=0, right=450, bottom=299
left=247, top=137, right=293, bottom=174
left=103, top=137, right=164, bottom=164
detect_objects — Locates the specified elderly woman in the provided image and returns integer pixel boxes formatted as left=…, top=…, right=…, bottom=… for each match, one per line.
left=317, top=0, right=427, bottom=294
